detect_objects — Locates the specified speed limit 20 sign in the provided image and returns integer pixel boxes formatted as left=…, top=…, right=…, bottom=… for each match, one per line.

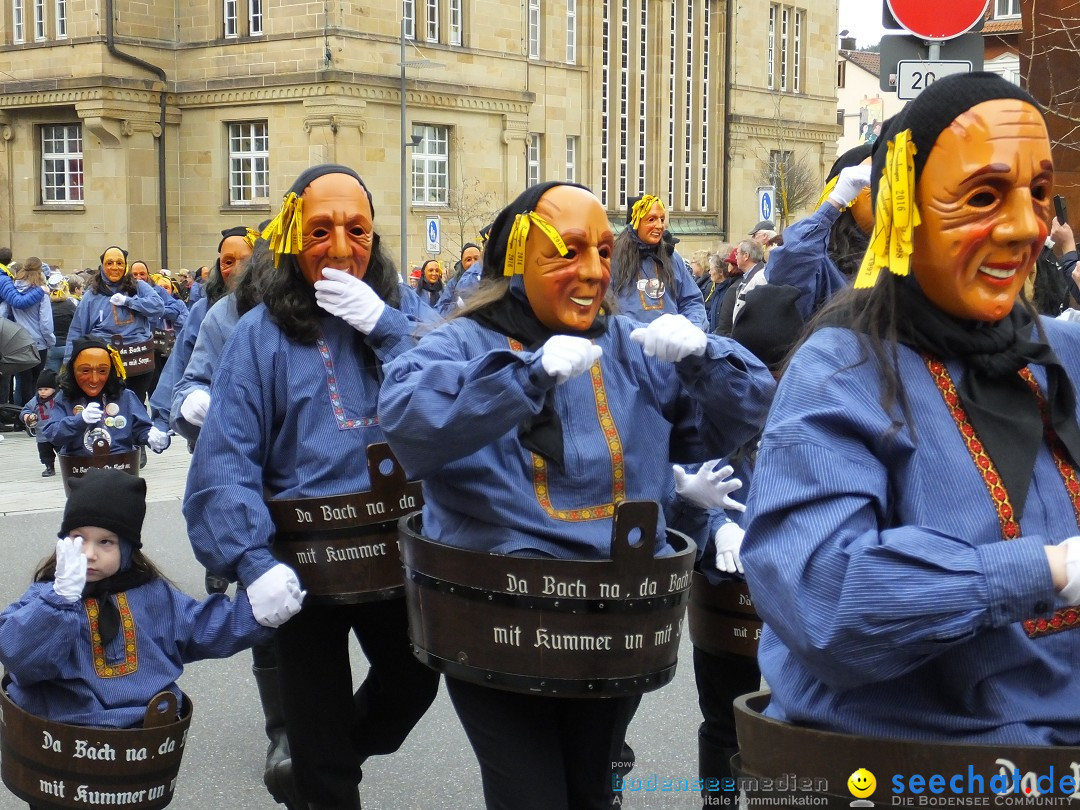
left=886, top=0, right=990, bottom=41
left=896, top=60, right=973, bottom=99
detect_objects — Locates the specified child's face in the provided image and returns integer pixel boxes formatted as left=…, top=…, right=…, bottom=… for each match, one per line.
left=37, top=387, right=56, bottom=399
left=69, top=526, right=121, bottom=582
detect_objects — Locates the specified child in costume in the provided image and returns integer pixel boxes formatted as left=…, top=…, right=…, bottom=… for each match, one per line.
left=20, top=368, right=60, bottom=476
left=0, top=468, right=272, bottom=729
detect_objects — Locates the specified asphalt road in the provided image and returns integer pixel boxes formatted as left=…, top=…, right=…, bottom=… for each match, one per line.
left=0, top=429, right=709, bottom=810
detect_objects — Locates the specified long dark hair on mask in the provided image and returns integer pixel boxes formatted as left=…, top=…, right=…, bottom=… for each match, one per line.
left=59, top=343, right=126, bottom=401
left=258, top=234, right=401, bottom=344
left=232, top=240, right=272, bottom=318
left=90, top=245, right=137, bottom=296
left=827, top=211, right=871, bottom=279
left=610, top=227, right=678, bottom=298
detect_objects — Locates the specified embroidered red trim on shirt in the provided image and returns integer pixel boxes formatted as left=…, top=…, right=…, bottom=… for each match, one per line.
left=509, top=338, right=625, bottom=521
left=924, top=357, right=1080, bottom=640
left=85, top=592, right=138, bottom=677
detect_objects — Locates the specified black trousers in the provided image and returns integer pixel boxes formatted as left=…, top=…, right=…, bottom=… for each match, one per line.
left=446, top=676, right=639, bottom=810
left=692, top=645, right=761, bottom=752
left=37, top=442, right=55, bottom=465
left=125, top=370, right=154, bottom=406
left=274, top=597, right=439, bottom=805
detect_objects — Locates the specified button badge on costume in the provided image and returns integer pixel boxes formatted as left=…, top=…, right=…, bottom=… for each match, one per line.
left=848, top=768, right=876, bottom=807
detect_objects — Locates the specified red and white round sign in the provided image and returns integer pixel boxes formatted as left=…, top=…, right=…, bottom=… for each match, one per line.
left=886, top=0, right=990, bottom=41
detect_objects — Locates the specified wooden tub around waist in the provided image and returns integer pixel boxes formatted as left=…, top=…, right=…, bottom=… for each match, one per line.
left=399, top=500, right=696, bottom=697
left=267, top=443, right=421, bottom=605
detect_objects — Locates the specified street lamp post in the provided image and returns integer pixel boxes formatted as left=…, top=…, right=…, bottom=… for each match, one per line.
left=399, top=19, right=438, bottom=283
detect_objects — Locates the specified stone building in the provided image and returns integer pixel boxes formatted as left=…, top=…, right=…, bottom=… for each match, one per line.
left=0, top=0, right=838, bottom=272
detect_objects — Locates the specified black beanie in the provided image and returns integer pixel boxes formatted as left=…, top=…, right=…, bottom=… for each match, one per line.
left=731, top=285, right=805, bottom=372
left=870, top=72, right=1038, bottom=205
left=217, top=225, right=254, bottom=252
left=36, top=369, right=58, bottom=390
left=286, top=163, right=372, bottom=217
left=482, top=181, right=590, bottom=280
left=58, top=468, right=147, bottom=548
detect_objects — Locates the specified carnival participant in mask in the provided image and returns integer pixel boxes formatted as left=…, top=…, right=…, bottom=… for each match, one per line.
left=146, top=226, right=256, bottom=454
left=42, top=337, right=151, bottom=457
left=379, top=181, right=774, bottom=810
left=436, top=240, right=484, bottom=314
left=184, top=164, right=439, bottom=810
left=742, top=73, right=1080, bottom=742
left=64, top=247, right=164, bottom=405
left=609, top=194, right=707, bottom=328
left=763, top=144, right=874, bottom=322
left=417, top=259, right=444, bottom=307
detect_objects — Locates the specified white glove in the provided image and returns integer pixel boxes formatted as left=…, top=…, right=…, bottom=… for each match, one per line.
left=673, top=461, right=746, bottom=512
left=539, top=335, right=603, bottom=384
left=1058, top=537, right=1080, bottom=604
left=81, top=402, right=103, bottom=425
left=147, top=426, right=170, bottom=453
left=313, top=268, right=386, bottom=334
left=247, top=563, right=307, bottom=628
left=827, top=164, right=872, bottom=209
left=53, top=536, right=88, bottom=602
left=180, top=389, right=211, bottom=427
left=109, top=292, right=129, bottom=307
left=630, top=313, right=707, bottom=363
left=713, top=522, right=746, bottom=575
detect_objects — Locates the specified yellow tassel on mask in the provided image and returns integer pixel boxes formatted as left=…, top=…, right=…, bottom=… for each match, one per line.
left=854, top=130, right=919, bottom=289
left=630, top=195, right=664, bottom=229
left=503, top=211, right=570, bottom=277
left=261, top=193, right=304, bottom=266
left=243, top=227, right=260, bottom=248
left=106, top=346, right=127, bottom=381
left=816, top=176, right=841, bottom=211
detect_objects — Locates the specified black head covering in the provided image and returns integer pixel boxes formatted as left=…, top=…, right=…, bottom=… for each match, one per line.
left=869, top=72, right=1037, bottom=205
left=482, top=181, right=591, bottom=281
left=98, top=245, right=129, bottom=265
left=218, top=225, right=253, bottom=252
left=827, top=143, right=872, bottom=183
left=36, top=369, right=58, bottom=390
left=731, top=285, right=804, bottom=372
left=287, top=163, right=372, bottom=216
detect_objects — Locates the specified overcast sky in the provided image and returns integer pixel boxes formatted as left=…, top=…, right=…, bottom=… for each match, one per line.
left=838, top=0, right=888, bottom=48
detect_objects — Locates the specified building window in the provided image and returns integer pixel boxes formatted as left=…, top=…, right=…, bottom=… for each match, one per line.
left=449, top=0, right=462, bottom=45
left=411, top=124, right=449, bottom=205
left=767, top=5, right=775, bottom=89
left=566, top=0, right=576, bottom=64
left=566, top=136, right=577, bottom=183
left=683, top=0, right=694, bottom=210
left=527, top=134, right=542, bottom=187
left=771, top=4, right=805, bottom=94
left=249, top=0, right=263, bottom=35
left=12, top=0, right=24, bottom=42
left=701, top=0, right=710, bottom=211
left=528, top=0, right=540, bottom=59
left=403, top=0, right=416, bottom=39
left=837, top=59, right=846, bottom=89
left=41, top=124, right=83, bottom=204
left=600, top=0, right=609, bottom=206
left=618, top=0, right=628, bottom=206
left=54, top=0, right=65, bottom=38
left=995, top=0, right=1019, bottom=17
left=224, top=0, right=238, bottom=37
left=425, top=0, right=438, bottom=42
left=227, top=121, right=269, bottom=205
left=668, top=1, right=676, bottom=207
left=33, top=0, right=44, bottom=40
left=637, top=0, right=647, bottom=196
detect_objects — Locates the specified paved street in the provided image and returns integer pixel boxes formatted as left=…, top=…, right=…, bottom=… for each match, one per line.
left=0, top=426, right=708, bottom=809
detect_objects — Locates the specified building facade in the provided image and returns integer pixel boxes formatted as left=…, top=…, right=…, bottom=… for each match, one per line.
left=0, top=0, right=839, bottom=272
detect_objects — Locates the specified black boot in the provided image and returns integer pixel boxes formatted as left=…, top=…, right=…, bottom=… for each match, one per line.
left=306, top=789, right=361, bottom=810
left=204, top=570, right=229, bottom=594
left=139, top=445, right=147, bottom=469
left=41, top=464, right=55, bottom=477
left=254, top=665, right=306, bottom=810
left=699, top=729, right=738, bottom=808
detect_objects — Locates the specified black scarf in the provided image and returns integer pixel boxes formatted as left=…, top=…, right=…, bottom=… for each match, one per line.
left=419, top=277, right=444, bottom=307
left=81, top=566, right=155, bottom=646
left=894, top=283, right=1080, bottom=517
left=470, top=288, right=607, bottom=468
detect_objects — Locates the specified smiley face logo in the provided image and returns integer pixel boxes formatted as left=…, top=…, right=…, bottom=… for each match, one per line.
left=848, top=768, right=876, bottom=799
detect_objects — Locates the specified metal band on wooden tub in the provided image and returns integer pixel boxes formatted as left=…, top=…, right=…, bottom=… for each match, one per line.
left=267, top=443, right=421, bottom=605
left=399, top=500, right=697, bottom=697
left=0, top=679, right=192, bottom=810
